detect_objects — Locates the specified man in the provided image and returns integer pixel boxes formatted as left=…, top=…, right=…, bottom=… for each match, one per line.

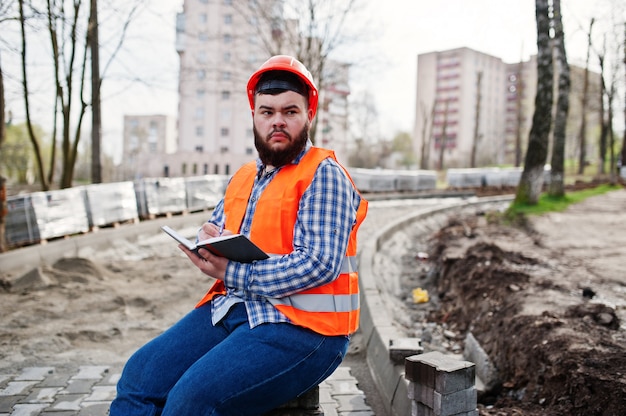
left=110, top=55, right=368, bottom=415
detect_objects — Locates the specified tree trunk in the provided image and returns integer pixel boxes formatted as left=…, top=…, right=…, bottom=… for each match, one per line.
left=598, top=53, right=608, bottom=174
left=0, top=54, right=6, bottom=252
left=579, top=19, right=593, bottom=174
left=548, top=0, right=569, bottom=197
left=621, top=22, right=626, bottom=173
left=514, top=0, right=553, bottom=205
left=470, top=71, right=482, bottom=168
left=89, top=0, right=102, bottom=184
left=19, top=0, right=49, bottom=191
left=438, top=99, right=450, bottom=171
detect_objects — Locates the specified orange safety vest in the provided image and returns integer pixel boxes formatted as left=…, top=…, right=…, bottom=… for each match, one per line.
left=195, top=147, right=368, bottom=336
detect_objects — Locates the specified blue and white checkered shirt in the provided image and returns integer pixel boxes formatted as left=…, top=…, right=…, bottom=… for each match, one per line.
left=206, top=143, right=362, bottom=328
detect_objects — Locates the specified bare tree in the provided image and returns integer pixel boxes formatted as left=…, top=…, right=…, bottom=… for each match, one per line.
left=437, top=99, right=451, bottom=170
left=621, top=22, right=626, bottom=173
left=418, top=100, right=435, bottom=169
left=19, top=0, right=49, bottom=190
left=88, top=0, right=101, bottom=183
left=236, top=0, right=367, bottom=143
left=470, top=71, right=482, bottom=168
left=578, top=19, right=594, bottom=174
left=548, top=0, right=570, bottom=197
left=514, top=0, right=553, bottom=205
left=0, top=51, right=6, bottom=252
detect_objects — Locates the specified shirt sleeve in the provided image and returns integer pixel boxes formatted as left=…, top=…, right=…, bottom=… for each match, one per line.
left=223, top=158, right=361, bottom=298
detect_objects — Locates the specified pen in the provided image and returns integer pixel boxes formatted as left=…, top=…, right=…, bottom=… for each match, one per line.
left=218, top=221, right=225, bottom=236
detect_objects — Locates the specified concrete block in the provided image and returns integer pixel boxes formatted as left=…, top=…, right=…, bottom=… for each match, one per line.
left=390, top=338, right=424, bottom=365
left=405, top=351, right=475, bottom=394
left=433, top=387, right=477, bottom=416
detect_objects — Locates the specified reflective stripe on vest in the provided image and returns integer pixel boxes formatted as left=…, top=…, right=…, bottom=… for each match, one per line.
left=269, top=292, right=359, bottom=313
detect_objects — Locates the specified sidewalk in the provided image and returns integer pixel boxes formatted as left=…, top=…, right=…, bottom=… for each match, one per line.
left=0, top=364, right=373, bottom=416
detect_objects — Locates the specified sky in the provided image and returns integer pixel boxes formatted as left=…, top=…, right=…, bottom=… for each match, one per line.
left=4, top=0, right=621, bottom=163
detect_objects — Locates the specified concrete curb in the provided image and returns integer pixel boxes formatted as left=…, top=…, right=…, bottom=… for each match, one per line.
left=357, top=195, right=513, bottom=416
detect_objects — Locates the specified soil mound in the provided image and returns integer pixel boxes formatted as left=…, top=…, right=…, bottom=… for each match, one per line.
left=426, top=203, right=626, bottom=416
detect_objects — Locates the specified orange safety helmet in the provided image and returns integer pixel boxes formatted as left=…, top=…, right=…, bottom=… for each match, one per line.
left=247, top=55, right=319, bottom=118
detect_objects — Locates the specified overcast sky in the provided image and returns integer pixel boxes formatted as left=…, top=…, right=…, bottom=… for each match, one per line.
left=6, top=0, right=620, bottom=162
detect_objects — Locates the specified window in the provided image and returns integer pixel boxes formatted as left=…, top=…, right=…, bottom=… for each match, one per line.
left=224, top=14, right=232, bottom=24
left=195, top=145, right=204, bottom=152
left=221, top=91, right=231, bottom=100
left=196, top=126, right=204, bottom=137
left=199, top=32, right=208, bottom=42
left=192, top=163, right=198, bottom=175
left=199, top=13, right=207, bottom=24
left=203, top=164, right=208, bottom=175
left=220, top=127, right=229, bottom=137
left=223, top=34, right=232, bottom=44
left=197, top=51, right=207, bottom=63
left=220, top=146, right=229, bottom=153
left=222, top=71, right=231, bottom=81
left=197, top=70, right=206, bottom=80
left=196, top=89, right=205, bottom=98
left=195, top=107, right=204, bottom=119
left=223, top=52, right=232, bottom=62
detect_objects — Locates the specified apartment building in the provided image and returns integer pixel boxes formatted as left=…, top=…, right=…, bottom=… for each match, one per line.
left=414, top=47, right=602, bottom=170
left=121, top=114, right=177, bottom=180
left=414, top=47, right=507, bottom=169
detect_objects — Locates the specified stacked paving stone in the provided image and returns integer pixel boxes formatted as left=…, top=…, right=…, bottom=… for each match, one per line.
left=405, top=352, right=477, bottom=416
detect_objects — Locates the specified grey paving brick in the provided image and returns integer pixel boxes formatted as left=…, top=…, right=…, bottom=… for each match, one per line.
left=0, top=382, right=38, bottom=397
left=60, top=380, right=97, bottom=395
left=50, top=394, right=84, bottom=411
left=0, top=395, right=27, bottom=413
left=7, top=404, right=48, bottom=416
left=37, top=374, right=72, bottom=388
left=15, top=369, right=55, bottom=382
left=71, top=368, right=109, bottom=381
left=23, top=387, right=62, bottom=404
left=83, top=386, right=116, bottom=403
left=78, top=401, right=111, bottom=416
left=334, top=395, right=372, bottom=413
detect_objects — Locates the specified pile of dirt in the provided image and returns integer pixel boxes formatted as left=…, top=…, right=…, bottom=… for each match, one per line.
left=424, top=199, right=626, bottom=415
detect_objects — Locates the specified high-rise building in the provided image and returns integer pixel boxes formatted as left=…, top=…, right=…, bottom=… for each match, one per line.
left=414, top=47, right=602, bottom=170
left=414, top=47, right=507, bottom=170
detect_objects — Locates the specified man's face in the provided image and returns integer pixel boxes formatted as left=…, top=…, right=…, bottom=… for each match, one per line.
left=253, top=90, right=313, bottom=167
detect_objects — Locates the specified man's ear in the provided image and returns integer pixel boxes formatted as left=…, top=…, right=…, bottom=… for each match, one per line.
left=307, top=108, right=314, bottom=122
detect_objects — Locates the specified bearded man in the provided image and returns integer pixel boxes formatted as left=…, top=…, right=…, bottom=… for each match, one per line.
left=110, top=55, right=368, bottom=416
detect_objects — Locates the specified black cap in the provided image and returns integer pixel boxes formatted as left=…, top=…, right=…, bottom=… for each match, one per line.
left=255, top=71, right=308, bottom=97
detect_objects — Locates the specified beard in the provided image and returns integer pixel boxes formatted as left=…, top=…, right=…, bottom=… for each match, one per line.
left=254, top=121, right=309, bottom=167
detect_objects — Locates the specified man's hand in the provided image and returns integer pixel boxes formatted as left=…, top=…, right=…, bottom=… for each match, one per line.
left=179, top=244, right=229, bottom=281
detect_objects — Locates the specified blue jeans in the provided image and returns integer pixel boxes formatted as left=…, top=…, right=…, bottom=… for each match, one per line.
left=109, top=302, right=349, bottom=416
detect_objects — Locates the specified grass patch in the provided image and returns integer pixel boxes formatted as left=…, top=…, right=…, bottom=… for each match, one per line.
left=508, top=184, right=621, bottom=217
left=498, top=184, right=622, bottom=228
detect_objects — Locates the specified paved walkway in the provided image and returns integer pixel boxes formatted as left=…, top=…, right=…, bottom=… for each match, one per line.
left=0, top=364, right=373, bottom=416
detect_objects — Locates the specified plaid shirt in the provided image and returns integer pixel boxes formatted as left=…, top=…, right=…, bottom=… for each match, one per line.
left=206, top=143, right=362, bottom=328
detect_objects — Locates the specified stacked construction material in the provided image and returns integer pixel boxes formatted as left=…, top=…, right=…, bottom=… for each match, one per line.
left=84, top=181, right=139, bottom=228
left=405, top=351, right=477, bottom=416
left=134, top=177, right=187, bottom=219
left=184, top=175, right=229, bottom=212
left=5, top=188, right=90, bottom=247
